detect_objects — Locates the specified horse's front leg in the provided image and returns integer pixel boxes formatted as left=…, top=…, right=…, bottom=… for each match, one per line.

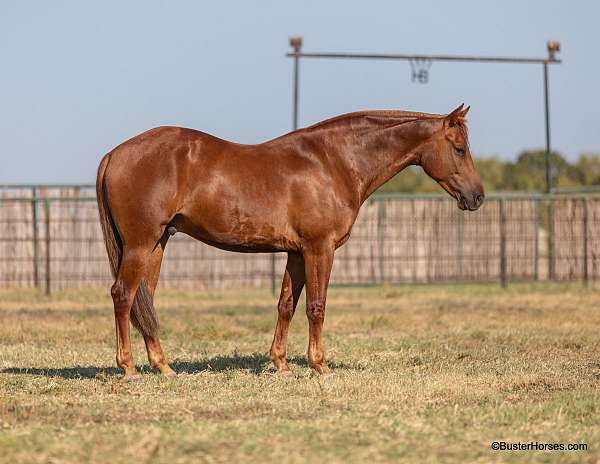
left=270, top=252, right=305, bottom=373
left=303, top=242, right=335, bottom=375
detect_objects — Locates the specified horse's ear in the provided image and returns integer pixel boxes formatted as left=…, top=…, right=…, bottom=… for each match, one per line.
left=446, top=103, right=467, bottom=127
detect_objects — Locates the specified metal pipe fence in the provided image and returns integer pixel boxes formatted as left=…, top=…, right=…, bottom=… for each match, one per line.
left=0, top=186, right=599, bottom=292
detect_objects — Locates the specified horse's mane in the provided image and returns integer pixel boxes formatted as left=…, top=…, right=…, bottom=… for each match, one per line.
left=303, top=110, right=445, bottom=132
left=277, top=109, right=469, bottom=146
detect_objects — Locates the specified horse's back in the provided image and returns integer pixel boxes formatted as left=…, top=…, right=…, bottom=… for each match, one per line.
left=100, top=125, right=355, bottom=252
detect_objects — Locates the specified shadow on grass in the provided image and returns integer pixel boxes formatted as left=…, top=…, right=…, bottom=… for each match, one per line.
left=0, top=365, right=121, bottom=379
left=0, top=353, right=359, bottom=379
left=171, top=353, right=270, bottom=375
left=287, top=355, right=358, bottom=371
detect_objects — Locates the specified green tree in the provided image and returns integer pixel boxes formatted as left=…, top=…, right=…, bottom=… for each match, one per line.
left=573, top=153, right=600, bottom=185
left=475, top=157, right=507, bottom=192
left=505, top=150, right=577, bottom=191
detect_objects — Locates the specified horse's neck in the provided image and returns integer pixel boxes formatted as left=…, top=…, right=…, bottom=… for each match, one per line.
left=336, top=117, right=439, bottom=203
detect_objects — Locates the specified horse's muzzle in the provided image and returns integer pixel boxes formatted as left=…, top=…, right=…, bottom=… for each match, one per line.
left=458, top=191, right=484, bottom=211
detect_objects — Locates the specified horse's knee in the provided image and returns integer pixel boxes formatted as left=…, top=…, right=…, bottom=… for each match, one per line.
left=306, top=299, right=325, bottom=323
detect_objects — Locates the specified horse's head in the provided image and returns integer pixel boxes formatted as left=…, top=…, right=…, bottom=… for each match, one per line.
left=420, top=104, right=484, bottom=211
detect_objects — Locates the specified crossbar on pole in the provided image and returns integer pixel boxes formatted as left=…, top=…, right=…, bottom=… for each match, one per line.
left=287, top=39, right=561, bottom=194
left=286, top=52, right=561, bottom=65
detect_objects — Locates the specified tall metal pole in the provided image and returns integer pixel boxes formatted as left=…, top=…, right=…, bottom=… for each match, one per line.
left=543, top=41, right=560, bottom=193
left=543, top=61, right=552, bottom=193
left=544, top=42, right=560, bottom=281
left=290, top=37, right=302, bottom=130
left=543, top=65, right=554, bottom=279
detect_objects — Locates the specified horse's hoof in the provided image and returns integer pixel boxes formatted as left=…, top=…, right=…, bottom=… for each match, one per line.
left=122, top=374, right=143, bottom=382
left=276, top=369, right=294, bottom=377
left=310, top=364, right=332, bottom=376
left=321, top=371, right=336, bottom=379
left=162, top=370, right=178, bottom=378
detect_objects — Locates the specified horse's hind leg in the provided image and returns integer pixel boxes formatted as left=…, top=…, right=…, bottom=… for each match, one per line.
left=111, top=246, right=150, bottom=380
left=143, top=234, right=176, bottom=377
left=269, top=252, right=305, bottom=373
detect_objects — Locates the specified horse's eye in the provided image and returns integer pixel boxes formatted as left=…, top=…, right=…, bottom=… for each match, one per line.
left=455, top=147, right=465, bottom=156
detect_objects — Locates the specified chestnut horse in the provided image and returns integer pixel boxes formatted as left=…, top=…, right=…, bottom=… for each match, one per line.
left=96, top=103, right=483, bottom=379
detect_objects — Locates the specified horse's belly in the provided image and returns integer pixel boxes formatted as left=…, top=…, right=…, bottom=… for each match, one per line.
left=175, top=204, right=299, bottom=253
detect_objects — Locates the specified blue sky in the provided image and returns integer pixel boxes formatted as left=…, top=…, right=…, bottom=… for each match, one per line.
left=1, top=1, right=598, bottom=183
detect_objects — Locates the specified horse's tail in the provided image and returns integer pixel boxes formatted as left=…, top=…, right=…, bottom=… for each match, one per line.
left=96, top=153, right=159, bottom=338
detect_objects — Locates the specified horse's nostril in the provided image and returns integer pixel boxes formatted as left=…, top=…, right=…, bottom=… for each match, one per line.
left=474, top=193, right=484, bottom=205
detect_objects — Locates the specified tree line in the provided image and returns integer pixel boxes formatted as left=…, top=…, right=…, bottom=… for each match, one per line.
left=378, top=150, right=600, bottom=193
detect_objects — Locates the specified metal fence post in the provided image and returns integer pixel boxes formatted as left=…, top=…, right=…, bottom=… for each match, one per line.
left=533, top=199, right=539, bottom=280
left=44, top=199, right=51, bottom=295
left=270, top=254, right=276, bottom=295
left=377, top=200, right=386, bottom=284
left=457, top=209, right=464, bottom=278
left=548, top=199, right=555, bottom=280
left=582, top=197, right=589, bottom=287
left=499, top=199, right=507, bottom=288
left=31, top=187, right=39, bottom=288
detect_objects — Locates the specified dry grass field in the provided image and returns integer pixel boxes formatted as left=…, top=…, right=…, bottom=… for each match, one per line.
left=1, top=283, right=599, bottom=463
